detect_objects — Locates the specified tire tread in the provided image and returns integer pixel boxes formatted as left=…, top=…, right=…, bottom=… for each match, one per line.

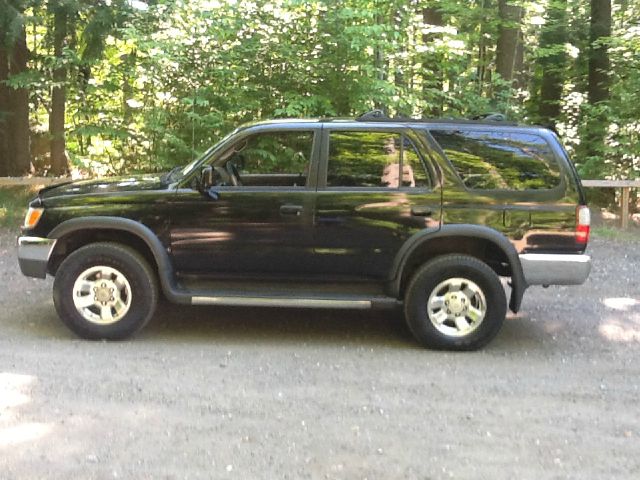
left=53, top=242, right=158, bottom=340
left=404, top=254, right=507, bottom=350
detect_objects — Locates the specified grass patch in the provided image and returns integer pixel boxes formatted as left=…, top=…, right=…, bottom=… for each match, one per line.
left=0, top=186, right=38, bottom=229
left=592, top=226, right=640, bottom=242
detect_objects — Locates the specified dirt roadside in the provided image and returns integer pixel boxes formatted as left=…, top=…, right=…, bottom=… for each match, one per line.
left=0, top=227, right=638, bottom=479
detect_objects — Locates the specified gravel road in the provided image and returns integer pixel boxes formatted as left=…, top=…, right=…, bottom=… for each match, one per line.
left=0, top=227, right=639, bottom=479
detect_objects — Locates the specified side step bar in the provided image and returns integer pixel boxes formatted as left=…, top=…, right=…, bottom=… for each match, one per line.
left=190, top=295, right=399, bottom=309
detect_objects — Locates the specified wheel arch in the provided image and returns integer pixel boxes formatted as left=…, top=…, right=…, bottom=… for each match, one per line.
left=389, top=225, right=527, bottom=312
left=47, top=217, right=178, bottom=299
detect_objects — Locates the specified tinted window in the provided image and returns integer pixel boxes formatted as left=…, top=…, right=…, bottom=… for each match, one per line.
left=226, top=131, right=313, bottom=187
left=430, top=130, right=561, bottom=190
left=402, top=137, right=430, bottom=188
left=328, top=131, right=430, bottom=188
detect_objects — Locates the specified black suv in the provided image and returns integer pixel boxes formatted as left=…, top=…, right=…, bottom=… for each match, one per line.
left=17, top=112, right=591, bottom=349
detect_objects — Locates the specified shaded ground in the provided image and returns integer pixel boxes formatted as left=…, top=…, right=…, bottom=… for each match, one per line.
left=0, top=227, right=638, bottom=479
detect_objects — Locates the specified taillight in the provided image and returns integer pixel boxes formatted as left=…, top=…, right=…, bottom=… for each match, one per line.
left=576, top=205, right=590, bottom=244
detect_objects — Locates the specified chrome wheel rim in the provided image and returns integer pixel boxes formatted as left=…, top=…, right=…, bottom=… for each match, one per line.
left=427, top=277, right=487, bottom=337
left=72, top=266, right=132, bottom=325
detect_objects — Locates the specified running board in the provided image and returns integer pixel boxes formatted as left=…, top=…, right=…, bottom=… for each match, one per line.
left=190, top=295, right=398, bottom=309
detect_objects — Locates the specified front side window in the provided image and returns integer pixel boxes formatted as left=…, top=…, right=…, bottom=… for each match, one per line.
left=224, top=131, right=314, bottom=187
left=327, top=131, right=430, bottom=188
left=430, top=129, right=561, bottom=190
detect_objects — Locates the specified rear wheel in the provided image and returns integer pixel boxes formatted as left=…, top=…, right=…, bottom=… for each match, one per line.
left=404, top=254, right=507, bottom=350
left=53, top=242, right=158, bottom=340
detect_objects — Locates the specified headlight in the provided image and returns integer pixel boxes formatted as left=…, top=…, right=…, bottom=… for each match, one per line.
left=23, top=207, right=44, bottom=229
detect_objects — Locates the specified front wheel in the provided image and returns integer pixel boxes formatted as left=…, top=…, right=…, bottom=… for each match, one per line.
left=53, top=242, right=158, bottom=340
left=404, top=254, right=507, bottom=350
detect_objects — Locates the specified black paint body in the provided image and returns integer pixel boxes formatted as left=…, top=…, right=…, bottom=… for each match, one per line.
left=26, top=119, right=587, bottom=307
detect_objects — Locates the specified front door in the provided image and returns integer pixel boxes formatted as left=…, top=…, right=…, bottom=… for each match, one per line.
left=169, top=127, right=320, bottom=278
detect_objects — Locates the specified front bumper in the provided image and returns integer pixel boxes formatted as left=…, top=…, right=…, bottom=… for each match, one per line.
left=519, top=253, right=591, bottom=286
left=17, top=236, right=57, bottom=279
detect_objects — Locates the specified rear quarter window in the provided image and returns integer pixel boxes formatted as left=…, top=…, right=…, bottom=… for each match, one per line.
left=430, top=129, right=561, bottom=190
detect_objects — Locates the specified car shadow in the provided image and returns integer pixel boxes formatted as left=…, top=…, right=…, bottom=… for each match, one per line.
left=137, top=302, right=554, bottom=352
left=140, top=302, right=418, bottom=349
left=10, top=296, right=560, bottom=352
left=490, top=313, right=555, bottom=352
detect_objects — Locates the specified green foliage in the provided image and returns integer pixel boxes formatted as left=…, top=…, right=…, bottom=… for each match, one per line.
left=2, top=0, right=637, bottom=190
left=0, top=0, right=24, bottom=49
left=0, top=186, right=35, bottom=229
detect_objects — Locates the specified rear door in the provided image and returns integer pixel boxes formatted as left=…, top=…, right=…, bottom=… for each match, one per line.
left=311, top=125, right=442, bottom=280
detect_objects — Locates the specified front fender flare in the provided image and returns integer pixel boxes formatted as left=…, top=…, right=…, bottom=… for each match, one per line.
left=48, top=216, right=185, bottom=303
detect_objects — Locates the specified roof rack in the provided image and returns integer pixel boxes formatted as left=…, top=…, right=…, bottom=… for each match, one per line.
left=470, top=112, right=507, bottom=122
left=355, top=109, right=389, bottom=121
left=353, top=109, right=517, bottom=126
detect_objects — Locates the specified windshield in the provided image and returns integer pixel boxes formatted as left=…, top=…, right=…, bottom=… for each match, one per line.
left=166, top=128, right=241, bottom=182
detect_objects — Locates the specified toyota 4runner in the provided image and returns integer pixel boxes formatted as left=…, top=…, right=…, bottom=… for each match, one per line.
left=17, top=111, right=591, bottom=350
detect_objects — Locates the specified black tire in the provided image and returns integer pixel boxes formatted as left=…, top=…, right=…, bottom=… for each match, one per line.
left=404, top=254, right=507, bottom=350
left=53, top=242, right=158, bottom=340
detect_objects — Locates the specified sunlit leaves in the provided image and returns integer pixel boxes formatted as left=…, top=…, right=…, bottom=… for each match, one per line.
left=6, top=0, right=636, bottom=181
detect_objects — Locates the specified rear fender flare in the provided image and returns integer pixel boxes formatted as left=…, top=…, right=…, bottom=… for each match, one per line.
left=389, top=224, right=527, bottom=312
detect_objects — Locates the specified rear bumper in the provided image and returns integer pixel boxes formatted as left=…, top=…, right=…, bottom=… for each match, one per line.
left=17, top=236, right=56, bottom=279
left=519, top=253, right=591, bottom=286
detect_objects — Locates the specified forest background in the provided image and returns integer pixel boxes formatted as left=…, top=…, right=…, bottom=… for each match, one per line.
left=0, top=0, right=638, bottom=204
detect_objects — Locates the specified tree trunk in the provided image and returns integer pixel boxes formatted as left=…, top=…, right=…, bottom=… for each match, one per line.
left=538, top=0, right=567, bottom=125
left=495, top=1, right=522, bottom=86
left=580, top=0, right=612, bottom=175
left=373, top=12, right=386, bottom=111
left=476, top=36, right=486, bottom=95
left=421, top=5, right=444, bottom=116
left=0, top=46, right=9, bottom=176
left=513, top=32, right=525, bottom=90
left=475, top=0, right=494, bottom=97
left=49, top=5, right=68, bottom=175
left=122, top=54, right=135, bottom=124
left=588, top=0, right=611, bottom=106
left=78, top=64, right=91, bottom=155
left=8, top=23, right=31, bottom=175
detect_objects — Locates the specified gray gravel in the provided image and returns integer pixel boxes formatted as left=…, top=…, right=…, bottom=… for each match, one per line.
left=0, top=227, right=639, bottom=479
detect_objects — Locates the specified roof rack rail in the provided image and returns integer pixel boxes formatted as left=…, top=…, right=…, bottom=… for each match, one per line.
left=355, top=109, right=389, bottom=121
left=351, top=110, right=516, bottom=125
left=470, top=112, right=507, bottom=122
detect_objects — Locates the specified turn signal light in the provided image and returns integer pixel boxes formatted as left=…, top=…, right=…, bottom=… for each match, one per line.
left=576, top=205, right=590, bottom=244
left=23, top=207, right=44, bottom=229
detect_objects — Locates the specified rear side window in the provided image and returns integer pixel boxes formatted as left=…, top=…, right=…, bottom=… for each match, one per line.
left=430, top=130, right=561, bottom=190
left=327, top=131, right=430, bottom=188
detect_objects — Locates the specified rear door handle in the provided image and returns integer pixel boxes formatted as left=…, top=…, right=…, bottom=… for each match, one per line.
left=411, top=206, right=432, bottom=217
left=280, top=204, right=303, bottom=216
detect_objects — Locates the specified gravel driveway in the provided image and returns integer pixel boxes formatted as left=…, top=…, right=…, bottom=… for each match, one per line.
left=0, top=227, right=638, bottom=479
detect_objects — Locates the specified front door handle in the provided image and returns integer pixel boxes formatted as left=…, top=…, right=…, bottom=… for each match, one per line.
left=411, top=206, right=432, bottom=217
left=280, top=204, right=303, bottom=216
